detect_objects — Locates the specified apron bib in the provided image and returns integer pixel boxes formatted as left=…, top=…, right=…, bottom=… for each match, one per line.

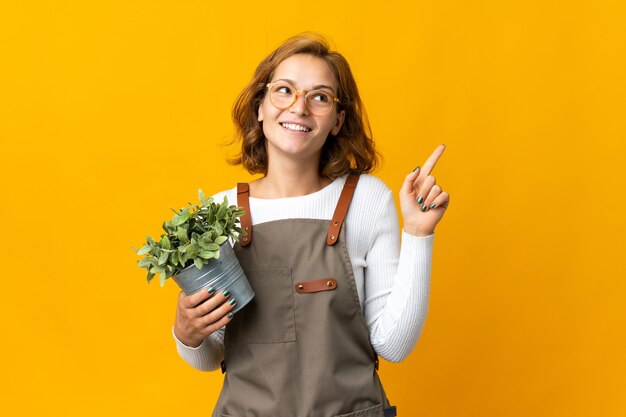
left=213, top=175, right=396, bottom=417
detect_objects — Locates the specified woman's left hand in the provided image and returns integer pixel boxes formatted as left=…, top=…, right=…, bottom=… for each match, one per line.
left=400, top=144, right=450, bottom=237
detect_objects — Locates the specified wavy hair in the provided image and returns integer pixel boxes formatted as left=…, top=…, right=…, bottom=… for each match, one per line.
left=230, top=33, right=380, bottom=179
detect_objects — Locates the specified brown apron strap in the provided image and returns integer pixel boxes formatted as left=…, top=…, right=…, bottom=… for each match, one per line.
left=237, top=183, right=252, bottom=247
left=327, top=174, right=360, bottom=246
left=238, top=175, right=359, bottom=247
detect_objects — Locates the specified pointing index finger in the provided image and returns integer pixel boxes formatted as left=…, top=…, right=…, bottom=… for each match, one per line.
left=420, top=144, right=446, bottom=176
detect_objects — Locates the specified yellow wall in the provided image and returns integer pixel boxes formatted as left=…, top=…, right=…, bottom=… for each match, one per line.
left=1, top=1, right=624, bottom=415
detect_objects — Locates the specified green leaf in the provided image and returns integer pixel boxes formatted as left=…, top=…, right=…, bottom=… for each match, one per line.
left=172, top=211, right=191, bottom=226
left=198, top=189, right=204, bottom=202
left=137, top=259, right=150, bottom=267
left=198, top=250, right=215, bottom=259
left=214, top=236, right=228, bottom=245
left=205, top=243, right=220, bottom=251
left=177, top=227, right=188, bottom=243
left=194, top=258, right=203, bottom=269
left=216, top=202, right=227, bottom=220
left=178, top=244, right=188, bottom=253
left=186, top=243, right=198, bottom=258
left=207, top=206, right=216, bottom=224
left=159, top=274, right=166, bottom=287
left=158, top=251, right=169, bottom=265
left=161, top=235, right=171, bottom=250
left=152, top=266, right=165, bottom=274
left=194, top=222, right=206, bottom=233
left=213, top=250, right=220, bottom=259
left=137, top=244, right=152, bottom=256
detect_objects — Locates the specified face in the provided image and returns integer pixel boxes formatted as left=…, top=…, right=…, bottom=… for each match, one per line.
left=257, top=54, right=345, bottom=164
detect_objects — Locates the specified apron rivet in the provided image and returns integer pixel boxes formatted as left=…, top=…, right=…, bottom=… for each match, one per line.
left=327, top=281, right=333, bottom=287
left=333, top=221, right=338, bottom=226
left=297, top=284, right=304, bottom=290
left=330, top=234, right=335, bottom=240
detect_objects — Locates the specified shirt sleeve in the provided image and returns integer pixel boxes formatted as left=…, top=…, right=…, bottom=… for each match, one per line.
left=363, top=189, right=434, bottom=362
left=172, top=327, right=225, bottom=372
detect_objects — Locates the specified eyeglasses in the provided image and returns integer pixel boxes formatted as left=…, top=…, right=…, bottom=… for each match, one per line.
left=266, top=81, right=340, bottom=117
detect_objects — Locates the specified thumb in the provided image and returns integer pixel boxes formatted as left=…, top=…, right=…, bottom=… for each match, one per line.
left=401, top=166, right=420, bottom=195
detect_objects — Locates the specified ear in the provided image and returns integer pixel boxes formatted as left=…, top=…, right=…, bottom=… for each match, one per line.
left=331, top=110, right=345, bottom=136
left=257, top=103, right=264, bottom=122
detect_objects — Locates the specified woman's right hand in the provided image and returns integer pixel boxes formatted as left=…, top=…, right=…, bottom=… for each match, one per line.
left=173, top=288, right=236, bottom=348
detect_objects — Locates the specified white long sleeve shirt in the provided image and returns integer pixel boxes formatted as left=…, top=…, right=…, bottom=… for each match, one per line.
left=173, top=174, right=433, bottom=370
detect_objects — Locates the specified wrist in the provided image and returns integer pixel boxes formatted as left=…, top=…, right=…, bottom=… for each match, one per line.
left=173, top=325, right=202, bottom=348
left=403, top=225, right=434, bottom=237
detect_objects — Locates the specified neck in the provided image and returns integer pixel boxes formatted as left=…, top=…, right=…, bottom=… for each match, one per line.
left=252, top=157, right=331, bottom=199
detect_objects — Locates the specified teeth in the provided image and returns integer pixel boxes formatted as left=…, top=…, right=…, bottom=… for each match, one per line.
left=281, top=123, right=311, bottom=132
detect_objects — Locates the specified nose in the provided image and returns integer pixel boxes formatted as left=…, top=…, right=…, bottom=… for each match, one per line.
left=289, top=92, right=309, bottom=115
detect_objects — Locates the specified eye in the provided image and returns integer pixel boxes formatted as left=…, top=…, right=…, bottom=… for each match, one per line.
left=275, top=84, right=293, bottom=95
left=310, top=91, right=331, bottom=103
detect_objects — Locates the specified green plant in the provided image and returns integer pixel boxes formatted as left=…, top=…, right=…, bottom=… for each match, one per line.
left=134, top=190, right=246, bottom=286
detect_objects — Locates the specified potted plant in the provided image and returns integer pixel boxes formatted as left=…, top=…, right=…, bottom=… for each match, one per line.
left=135, top=190, right=254, bottom=313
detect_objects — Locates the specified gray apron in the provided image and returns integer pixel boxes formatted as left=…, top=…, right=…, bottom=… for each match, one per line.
left=213, top=175, right=397, bottom=417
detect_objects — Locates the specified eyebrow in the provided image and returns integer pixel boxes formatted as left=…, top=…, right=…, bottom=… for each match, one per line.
left=274, top=78, right=336, bottom=93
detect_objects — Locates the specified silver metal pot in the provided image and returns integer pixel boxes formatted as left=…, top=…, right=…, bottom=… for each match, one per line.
left=173, top=243, right=254, bottom=314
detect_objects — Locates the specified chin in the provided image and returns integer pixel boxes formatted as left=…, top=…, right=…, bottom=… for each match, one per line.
left=271, top=142, right=323, bottom=161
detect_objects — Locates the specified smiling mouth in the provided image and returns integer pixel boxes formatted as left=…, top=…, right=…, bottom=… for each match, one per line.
left=280, top=122, right=312, bottom=132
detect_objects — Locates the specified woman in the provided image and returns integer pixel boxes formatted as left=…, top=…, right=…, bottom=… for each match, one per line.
left=172, top=33, right=449, bottom=417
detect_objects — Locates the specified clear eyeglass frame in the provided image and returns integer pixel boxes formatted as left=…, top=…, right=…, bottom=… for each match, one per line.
left=265, top=81, right=340, bottom=116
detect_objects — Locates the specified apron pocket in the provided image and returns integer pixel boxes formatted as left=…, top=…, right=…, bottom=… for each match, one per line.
left=239, top=267, right=296, bottom=344
left=333, top=403, right=384, bottom=417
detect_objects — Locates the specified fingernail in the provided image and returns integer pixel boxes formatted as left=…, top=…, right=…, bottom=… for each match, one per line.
left=421, top=205, right=427, bottom=212
left=412, top=165, right=420, bottom=172
left=223, top=290, right=230, bottom=297
left=207, top=287, right=215, bottom=294
left=429, top=203, right=436, bottom=209
left=227, top=312, right=234, bottom=319
left=417, top=196, right=424, bottom=204
left=229, top=297, right=236, bottom=305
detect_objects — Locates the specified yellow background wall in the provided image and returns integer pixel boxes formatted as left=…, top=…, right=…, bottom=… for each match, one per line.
left=1, top=1, right=624, bottom=416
